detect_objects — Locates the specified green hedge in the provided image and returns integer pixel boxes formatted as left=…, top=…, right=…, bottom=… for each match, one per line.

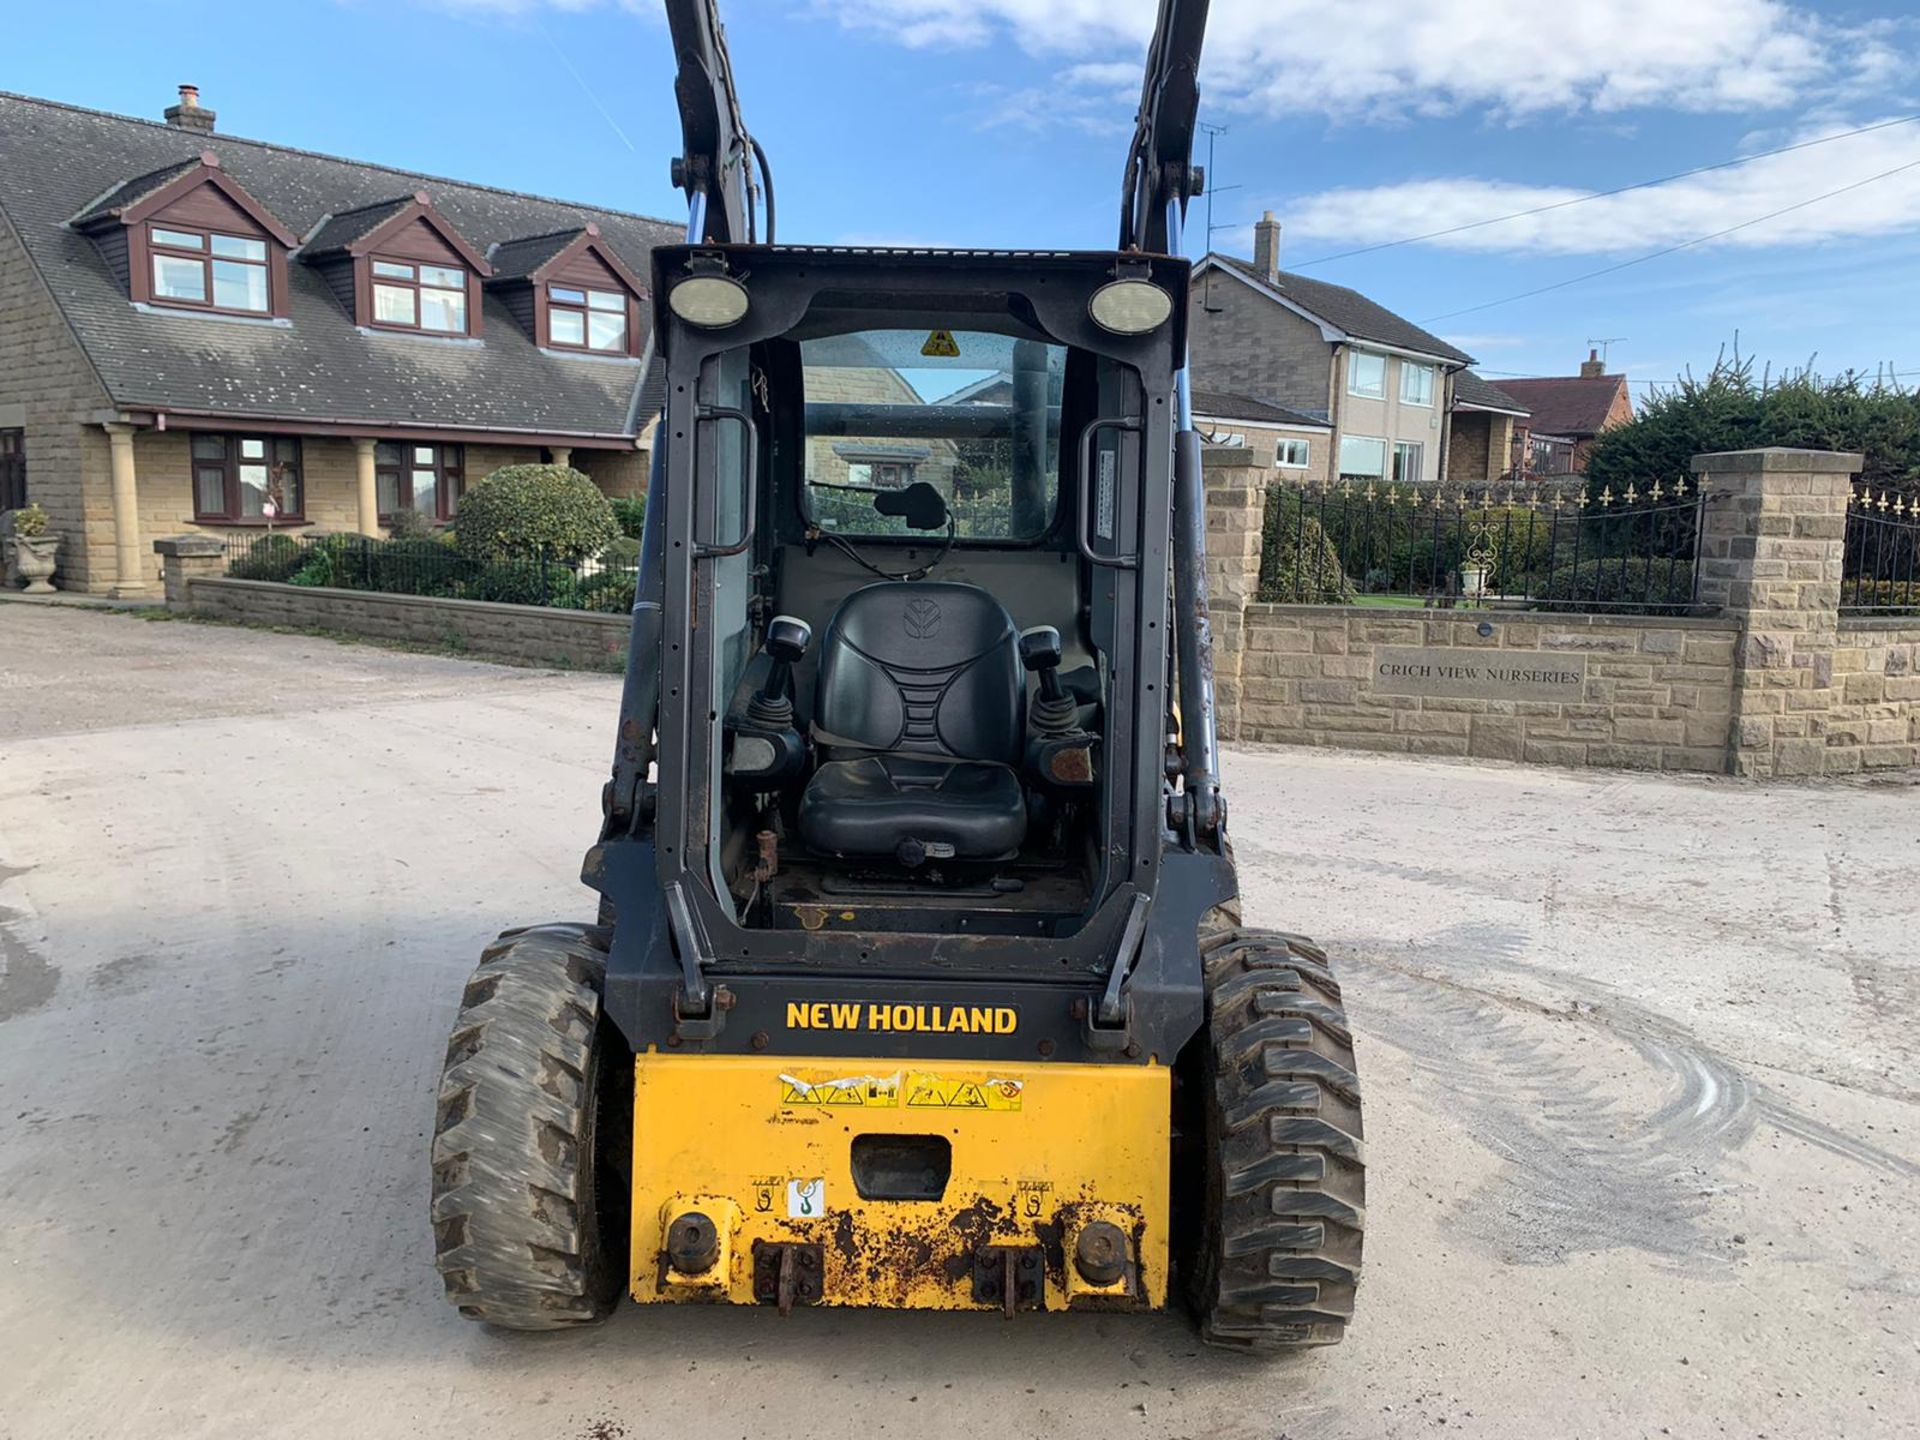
left=228, top=534, right=306, bottom=582
left=576, top=570, right=637, bottom=613
left=610, top=495, right=646, bottom=539
left=463, top=559, right=578, bottom=607
left=1535, top=557, right=1698, bottom=613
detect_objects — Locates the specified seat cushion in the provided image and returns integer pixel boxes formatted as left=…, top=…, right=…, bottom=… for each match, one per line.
left=814, top=581, right=1024, bottom=764
left=799, top=756, right=1027, bottom=860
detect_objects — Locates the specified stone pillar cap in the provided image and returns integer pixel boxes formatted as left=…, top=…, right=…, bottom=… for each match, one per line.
left=1691, top=447, right=1863, bottom=474
left=153, top=534, right=227, bottom=557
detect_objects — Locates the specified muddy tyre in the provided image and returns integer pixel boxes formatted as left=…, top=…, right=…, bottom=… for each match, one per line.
left=1182, top=927, right=1365, bottom=1349
left=430, top=923, right=629, bottom=1329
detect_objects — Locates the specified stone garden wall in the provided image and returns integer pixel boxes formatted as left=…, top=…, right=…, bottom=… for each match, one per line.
left=1206, top=447, right=1918, bottom=777
left=179, top=572, right=629, bottom=671
left=1226, top=607, right=1739, bottom=771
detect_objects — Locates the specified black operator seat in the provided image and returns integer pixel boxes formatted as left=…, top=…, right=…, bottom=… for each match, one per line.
left=797, top=581, right=1028, bottom=864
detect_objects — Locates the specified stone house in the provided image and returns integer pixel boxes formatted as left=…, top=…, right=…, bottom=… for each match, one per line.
left=1446, top=370, right=1531, bottom=485
left=1495, top=351, right=1635, bottom=476
left=1187, top=213, right=1472, bottom=489
left=0, top=87, right=677, bottom=596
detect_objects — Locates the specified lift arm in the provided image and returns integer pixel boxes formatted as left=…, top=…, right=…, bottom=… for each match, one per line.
left=1119, top=0, right=1210, bottom=255
left=1120, top=0, right=1224, bottom=839
left=663, top=0, right=769, bottom=244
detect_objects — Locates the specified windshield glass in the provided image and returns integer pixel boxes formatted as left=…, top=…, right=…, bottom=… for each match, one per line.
left=800, top=328, right=1064, bottom=540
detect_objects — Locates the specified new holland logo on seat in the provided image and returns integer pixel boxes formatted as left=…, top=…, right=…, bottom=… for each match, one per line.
left=785, top=1001, right=1018, bottom=1035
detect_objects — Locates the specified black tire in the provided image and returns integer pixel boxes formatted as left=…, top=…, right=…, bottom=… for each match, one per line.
left=1181, top=927, right=1365, bottom=1349
left=430, top=923, right=630, bottom=1329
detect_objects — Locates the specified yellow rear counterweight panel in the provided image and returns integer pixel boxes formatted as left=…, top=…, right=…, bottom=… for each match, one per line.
left=630, top=1053, right=1169, bottom=1310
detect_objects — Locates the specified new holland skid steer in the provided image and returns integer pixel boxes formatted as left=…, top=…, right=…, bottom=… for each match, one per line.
left=430, top=0, right=1364, bottom=1348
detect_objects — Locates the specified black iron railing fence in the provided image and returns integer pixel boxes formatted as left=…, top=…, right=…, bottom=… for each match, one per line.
left=1843, top=487, right=1920, bottom=613
left=220, top=532, right=638, bottom=613
left=1259, top=478, right=1705, bottom=613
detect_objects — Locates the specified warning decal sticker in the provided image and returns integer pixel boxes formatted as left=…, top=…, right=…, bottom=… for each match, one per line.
left=778, top=1071, right=902, bottom=1108
left=787, top=1177, right=826, bottom=1218
left=904, top=1072, right=1024, bottom=1112
left=920, top=329, right=961, bottom=358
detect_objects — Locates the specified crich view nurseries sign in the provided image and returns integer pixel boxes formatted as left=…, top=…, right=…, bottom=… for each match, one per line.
left=1370, top=646, right=1588, bottom=703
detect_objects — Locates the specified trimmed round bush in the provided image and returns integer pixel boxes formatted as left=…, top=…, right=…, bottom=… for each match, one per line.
left=1259, top=501, right=1355, bottom=604
left=452, top=464, right=620, bottom=563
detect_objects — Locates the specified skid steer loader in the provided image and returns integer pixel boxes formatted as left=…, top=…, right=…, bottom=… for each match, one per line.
left=430, top=0, right=1364, bottom=1347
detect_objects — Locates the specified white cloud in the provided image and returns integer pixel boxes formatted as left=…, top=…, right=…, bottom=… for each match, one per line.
left=821, top=0, right=1897, bottom=122
left=1272, top=116, right=1920, bottom=256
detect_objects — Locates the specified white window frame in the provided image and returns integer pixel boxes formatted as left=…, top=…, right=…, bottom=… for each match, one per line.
left=1338, top=434, right=1387, bottom=479
left=1347, top=350, right=1386, bottom=399
left=1275, top=437, right=1311, bottom=469
left=1399, top=361, right=1435, bottom=407
left=1392, top=440, right=1425, bottom=483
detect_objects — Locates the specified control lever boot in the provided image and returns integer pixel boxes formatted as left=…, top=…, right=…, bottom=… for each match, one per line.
left=747, top=615, right=811, bottom=728
left=1019, top=625, right=1077, bottom=737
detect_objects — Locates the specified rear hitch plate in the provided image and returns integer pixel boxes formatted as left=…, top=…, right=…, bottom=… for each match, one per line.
left=971, top=1245, right=1045, bottom=1317
left=751, top=1241, right=824, bottom=1314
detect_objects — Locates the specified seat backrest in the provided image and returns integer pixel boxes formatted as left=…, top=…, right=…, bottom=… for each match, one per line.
left=814, top=581, right=1023, bottom=763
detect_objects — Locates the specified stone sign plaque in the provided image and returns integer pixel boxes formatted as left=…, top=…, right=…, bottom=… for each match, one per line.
left=1371, top=646, right=1586, bottom=702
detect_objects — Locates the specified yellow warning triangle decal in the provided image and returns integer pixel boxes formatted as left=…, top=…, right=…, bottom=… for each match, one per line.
left=921, top=329, right=961, bottom=358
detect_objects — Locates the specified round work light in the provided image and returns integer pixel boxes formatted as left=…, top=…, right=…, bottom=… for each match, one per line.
left=1088, top=279, right=1172, bottom=335
left=668, top=275, right=750, bottom=329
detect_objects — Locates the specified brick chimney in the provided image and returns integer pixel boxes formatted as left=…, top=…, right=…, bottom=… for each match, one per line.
left=1253, top=211, right=1282, bottom=283
left=164, top=84, right=215, bottom=135
left=1580, top=347, right=1606, bottom=378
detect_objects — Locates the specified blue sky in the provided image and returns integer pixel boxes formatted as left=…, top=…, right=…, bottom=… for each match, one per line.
left=7, top=0, right=1920, bottom=393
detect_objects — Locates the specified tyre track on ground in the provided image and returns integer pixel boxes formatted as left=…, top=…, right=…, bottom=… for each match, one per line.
left=1339, top=926, right=1916, bottom=1267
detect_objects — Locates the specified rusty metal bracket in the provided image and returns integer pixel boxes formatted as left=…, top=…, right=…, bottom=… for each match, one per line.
left=1094, top=891, right=1152, bottom=1029
left=971, top=1245, right=1045, bottom=1318
left=751, top=1241, right=823, bottom=1314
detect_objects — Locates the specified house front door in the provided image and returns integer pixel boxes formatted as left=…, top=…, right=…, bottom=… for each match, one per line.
left=0, top=430, right=24, bottom=512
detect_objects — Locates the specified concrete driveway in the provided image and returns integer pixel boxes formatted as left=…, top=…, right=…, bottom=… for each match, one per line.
left=1, top=607, right=1915, bottom=1440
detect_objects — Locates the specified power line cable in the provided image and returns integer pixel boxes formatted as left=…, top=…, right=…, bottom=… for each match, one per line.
left=1220, top=112, right=1920, bottom=269
left=1421, top=155, right=1920, bottom=323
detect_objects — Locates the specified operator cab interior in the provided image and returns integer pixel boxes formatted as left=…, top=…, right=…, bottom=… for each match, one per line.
left=696, top=314, right=1139, bottom=939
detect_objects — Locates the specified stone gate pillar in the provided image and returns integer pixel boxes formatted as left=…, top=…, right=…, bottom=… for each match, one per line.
left=1693, top=447, right=1860, bottom=778
left=1201, top=447, right=1271, bottom=742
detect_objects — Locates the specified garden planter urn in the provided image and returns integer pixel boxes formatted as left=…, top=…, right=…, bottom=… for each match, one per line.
left=10, top=534, right=58, bottom=593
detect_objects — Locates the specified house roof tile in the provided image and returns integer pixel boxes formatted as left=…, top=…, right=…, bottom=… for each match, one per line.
left=68, top=156, right=204, bottom=227
left=1211, top=254, right=1473, bottom=365
left=298, top=196, right=418, bottom=257
left=486, top=228, right=587, bottom=282
left=1452, top=370, right=1529, bottom=415
left=1492, top=375, right=1630, bottom=438
left=0, top=91, right=681, bottom=441
left=1191, top=388, right=1329, bottom=428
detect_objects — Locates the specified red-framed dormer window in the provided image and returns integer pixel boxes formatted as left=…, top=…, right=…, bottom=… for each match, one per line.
left=369, top=258, right=470, bottom=335
left=546, top=282, right=629, bottom=353
left=148, top=223, right=271, bottom=314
